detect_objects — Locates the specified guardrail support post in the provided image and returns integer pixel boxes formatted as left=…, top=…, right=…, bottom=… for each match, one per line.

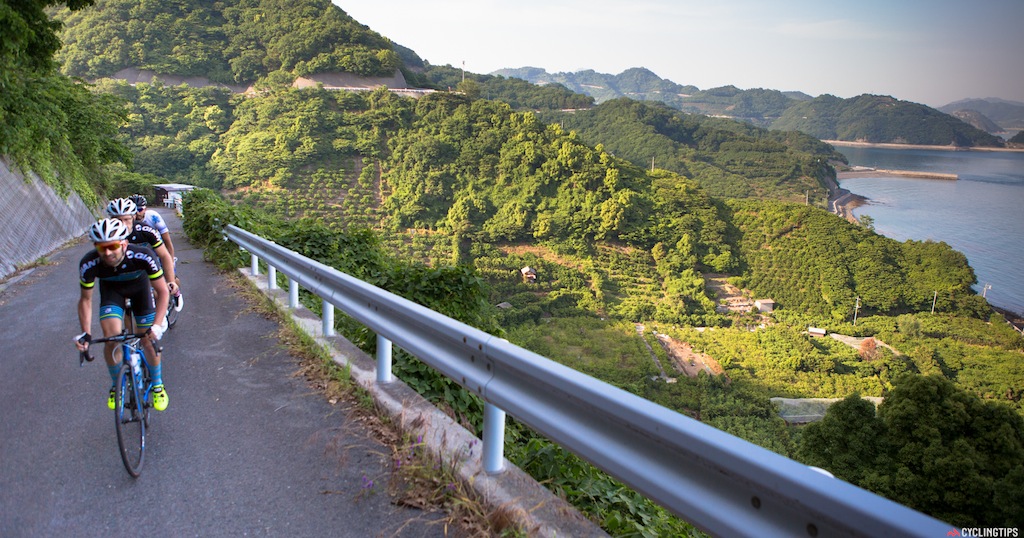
left=267, top=266, right=277, bottom=290
left=250, top=254, right=259, bottom=276
left=483, top=403, right=506, bottom=474
left=322, top=299, right=335, bottom=336
left=288, top=278, right=299, bottom=309
left=376, top=335, right=393, bottom=383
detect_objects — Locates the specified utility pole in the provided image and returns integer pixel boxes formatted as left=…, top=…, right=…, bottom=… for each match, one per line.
left=931, top=290, right=937, bottom=314
left=805, top=190, right=809, bottom=205
left=853, top=296, right=860, bottom=326
left=651, top=157, right=655, bottom=172
left=461, top=61, right=465, bottom=83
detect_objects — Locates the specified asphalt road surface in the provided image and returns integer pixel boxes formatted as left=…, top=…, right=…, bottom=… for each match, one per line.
left=0, top=209, right=447, bottom=536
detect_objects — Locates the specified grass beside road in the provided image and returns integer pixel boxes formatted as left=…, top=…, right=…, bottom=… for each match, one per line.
left=228, top=270, right=525, bottom=537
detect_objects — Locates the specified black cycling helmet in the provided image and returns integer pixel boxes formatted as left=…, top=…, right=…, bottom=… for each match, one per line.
left=130, top=194, right=148, bottom=209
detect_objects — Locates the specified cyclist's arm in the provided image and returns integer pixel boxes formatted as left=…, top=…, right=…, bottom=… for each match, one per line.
left=150, top=274, right=170, bottom=330
left=160, top=231, right=176, bottom=259
left=77, top=286, right=93, bottom=349
left=154, top=243, right=177, bottom=290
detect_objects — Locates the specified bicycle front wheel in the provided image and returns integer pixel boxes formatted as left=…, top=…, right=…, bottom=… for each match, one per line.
left=114, top=363, right=146, bottom=477
left=166, top=298, right=179, bottom=329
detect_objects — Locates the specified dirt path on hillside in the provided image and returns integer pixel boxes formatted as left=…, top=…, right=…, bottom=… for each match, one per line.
left=828, top=333, right=901, bottom=355
left=655, top=334, right=725, bottom=379
left=705, top=274, right=753, bottom=314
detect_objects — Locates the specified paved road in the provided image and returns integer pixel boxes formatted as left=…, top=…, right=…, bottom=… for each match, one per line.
left=0, top=209, right=446, bottom=536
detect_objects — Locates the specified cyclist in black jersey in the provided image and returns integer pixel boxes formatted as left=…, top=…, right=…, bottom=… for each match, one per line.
left=105, top=198, right=178, bottom=297
left=131, top=194, right=183, bottom=311
left=74, top=218, right=171, bottom=411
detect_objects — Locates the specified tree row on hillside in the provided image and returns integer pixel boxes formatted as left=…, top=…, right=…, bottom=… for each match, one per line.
left=727, top=200, right=985, bottom=320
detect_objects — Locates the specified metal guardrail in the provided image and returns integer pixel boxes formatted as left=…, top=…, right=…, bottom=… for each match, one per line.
left=225, top=224, right=951, bottom=537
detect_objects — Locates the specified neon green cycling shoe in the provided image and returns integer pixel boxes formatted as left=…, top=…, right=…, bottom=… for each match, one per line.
left=152, top=384, right=169, bottom=411
left=108, top=388, right=116, bottom=410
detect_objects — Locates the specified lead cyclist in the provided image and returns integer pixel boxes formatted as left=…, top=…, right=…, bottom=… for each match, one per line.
left=131, top=194, right=183, bottom=311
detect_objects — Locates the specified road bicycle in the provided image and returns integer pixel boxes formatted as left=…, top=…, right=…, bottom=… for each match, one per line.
left=122, top=292, right=176, bottom=337
left=80, top=330, right=155, bottom=477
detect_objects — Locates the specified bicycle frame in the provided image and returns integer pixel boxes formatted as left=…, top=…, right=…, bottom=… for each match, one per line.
left=80, top=331, right=153, bottom=477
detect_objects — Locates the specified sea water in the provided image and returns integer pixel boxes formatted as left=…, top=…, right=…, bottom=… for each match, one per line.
left=837, top=146, right=1024, bottom=316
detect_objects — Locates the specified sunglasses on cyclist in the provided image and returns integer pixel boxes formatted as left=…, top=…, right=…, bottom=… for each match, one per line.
left=95, top=241, right=123, bottom=253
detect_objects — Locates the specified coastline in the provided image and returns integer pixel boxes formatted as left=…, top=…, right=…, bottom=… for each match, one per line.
left=823, top=139, right=1024, bottom=153
left=829, top=167, right=956, bottom=223
left=836, top=169, right=957, bottom=180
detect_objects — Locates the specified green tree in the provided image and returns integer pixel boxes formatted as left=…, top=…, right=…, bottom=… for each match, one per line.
left=797, top=374, right=1024, bottom=526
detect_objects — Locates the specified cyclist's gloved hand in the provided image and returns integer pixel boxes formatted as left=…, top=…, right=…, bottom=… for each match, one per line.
left=74, top=332, right=91, bottom=351
left=149, top=324, right=165, bottom=341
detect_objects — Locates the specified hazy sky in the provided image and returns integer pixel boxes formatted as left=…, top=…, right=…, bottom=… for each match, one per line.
left=337, top=0, right=1024, bottom=108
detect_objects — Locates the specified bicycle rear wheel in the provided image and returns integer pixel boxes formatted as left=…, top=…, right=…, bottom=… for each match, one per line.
left=114, top=363, right=146, bottom=477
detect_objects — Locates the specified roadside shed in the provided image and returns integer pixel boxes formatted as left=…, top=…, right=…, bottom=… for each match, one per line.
left=754, top=299, right=776, bottom=313
left=153, top=183, right=198, bottom=207
left=520, top=266, right=537, bottom=283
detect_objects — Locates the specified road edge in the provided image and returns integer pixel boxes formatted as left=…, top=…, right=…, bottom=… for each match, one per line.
left=237, top=268, right=608, bottom=538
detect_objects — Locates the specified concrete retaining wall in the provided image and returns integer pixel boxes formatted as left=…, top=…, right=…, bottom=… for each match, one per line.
left=0, top=157, right=97, bottom=280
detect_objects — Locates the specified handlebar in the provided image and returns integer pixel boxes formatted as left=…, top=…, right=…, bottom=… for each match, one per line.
left=78, top=331, right=152, bottom=366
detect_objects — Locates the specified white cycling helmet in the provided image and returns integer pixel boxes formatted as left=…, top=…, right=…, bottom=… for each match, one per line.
left=105, top=197, right=137, bottom=217
left=88, top=218, right=131, bottom=242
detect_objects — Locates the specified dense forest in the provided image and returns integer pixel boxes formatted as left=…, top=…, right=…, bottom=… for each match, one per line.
left=2, top=0, right=131, bottom=207
left=539, top=98, right=843, bottom=201
left=12, top=0, right=1022, bottom=530
left=52, top=0, right=400, bottom=83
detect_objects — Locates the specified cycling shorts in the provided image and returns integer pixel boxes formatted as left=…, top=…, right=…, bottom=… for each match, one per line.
left=98, top=277, right=157, bottom=329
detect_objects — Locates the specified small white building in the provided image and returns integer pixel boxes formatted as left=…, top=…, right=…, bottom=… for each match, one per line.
left=153, top=183, right=198, bottom=207
left=754, top=299, right=776, bottom=313
left=808, top=326, right=827, bottom=337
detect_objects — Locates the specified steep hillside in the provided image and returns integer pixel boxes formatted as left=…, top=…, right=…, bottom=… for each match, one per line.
left=540, top=99, right=842, bottom=201
left=53, top=0, right=400, bottom=84
left=772, top=94, right=1005, bottom=147
left=2, top=0, right=131, bottom=209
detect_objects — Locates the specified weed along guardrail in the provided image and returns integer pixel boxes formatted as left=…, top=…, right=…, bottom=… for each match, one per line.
left=225, top=224, right=951, bottom=537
